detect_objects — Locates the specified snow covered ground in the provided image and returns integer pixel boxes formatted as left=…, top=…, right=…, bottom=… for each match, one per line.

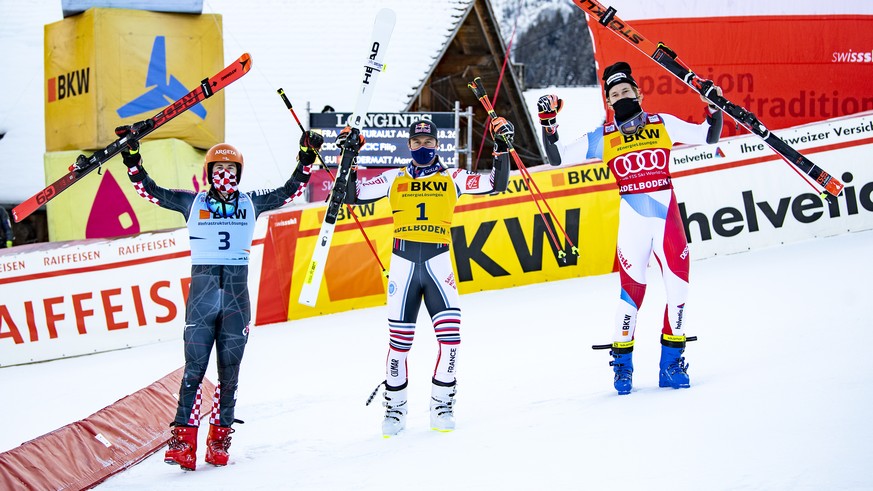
left=2, top=2, right=872, bottom=489
left=2, top=229, right=871, bottom=490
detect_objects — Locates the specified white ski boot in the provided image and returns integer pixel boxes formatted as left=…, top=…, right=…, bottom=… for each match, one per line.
left=382, top=385, right=408, bottom=437
left=430, top=380, right=457, bottom=432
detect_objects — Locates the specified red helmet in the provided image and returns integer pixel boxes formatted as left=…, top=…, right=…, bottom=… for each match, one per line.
left=204, top=143, right=244, bottom=181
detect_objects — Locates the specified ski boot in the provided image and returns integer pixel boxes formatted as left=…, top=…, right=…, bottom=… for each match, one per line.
left=164, top=424, right=198, bottom=471
left=205, top=424, right=235, bottom=466
left=659, top=334, right=690, bottom=389
left=382, top=383, right=408, bottom=437
left=430, top=379, right=457, bottom=432
left=610, top=341, right=634, bottom=395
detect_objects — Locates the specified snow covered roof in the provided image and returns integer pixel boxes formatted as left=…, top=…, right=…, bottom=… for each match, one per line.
left=205, top=0, right=475, bottom=117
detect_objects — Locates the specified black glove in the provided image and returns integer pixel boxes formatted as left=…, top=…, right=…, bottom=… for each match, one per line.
left=115, top=123, right=144, bottom=168
left=297, top=130, right=324, bottom=167
left=537, top=94, right=563, bottom=134
left=292, top=163, right=312, bottom=184
left=489, top=117, right=514, bottom=153
left=335, top=126, right=365, bottom=153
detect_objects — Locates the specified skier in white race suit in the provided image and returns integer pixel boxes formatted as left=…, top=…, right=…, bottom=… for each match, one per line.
left=343, top=118, right=511, bottom=436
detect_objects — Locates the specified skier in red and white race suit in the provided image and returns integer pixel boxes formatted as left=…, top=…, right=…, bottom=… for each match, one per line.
left=539, top=61, right=723, bottom=394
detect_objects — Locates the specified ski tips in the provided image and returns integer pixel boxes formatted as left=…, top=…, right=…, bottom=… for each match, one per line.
left=375, top=7, right=397, bottom=25
left=823, top=176, right=845, bottom=198
left=237, top=53, right=252, bottom=73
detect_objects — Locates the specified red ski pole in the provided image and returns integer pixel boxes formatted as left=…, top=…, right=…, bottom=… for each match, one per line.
left=468, top=78, right=579, bottom=260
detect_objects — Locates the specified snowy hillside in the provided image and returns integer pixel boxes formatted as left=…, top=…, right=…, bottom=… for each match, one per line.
left=490, top=0, right=573, bottom=38
left=2, top=230, right=872, bottom=489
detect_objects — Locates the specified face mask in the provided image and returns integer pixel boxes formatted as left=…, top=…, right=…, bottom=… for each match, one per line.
left=212, top=167, right=238, bottom=195
left=612, top=98, right=646, bottom=136
left=410, top=146, right=436, bottom=166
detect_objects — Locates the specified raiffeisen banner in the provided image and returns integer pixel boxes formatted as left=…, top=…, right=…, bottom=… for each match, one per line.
left=0, top=229, right=192, bottom=366
left=44, top=8, right=225, bottom=152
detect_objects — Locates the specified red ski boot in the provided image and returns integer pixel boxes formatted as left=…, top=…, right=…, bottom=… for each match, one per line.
left=205, top=424, right=235, bottom=466
left=164, top=425, right=198, bottom=471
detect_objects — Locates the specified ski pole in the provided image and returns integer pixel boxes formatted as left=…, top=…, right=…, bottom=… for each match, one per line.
left=468, top=78, right=579, bottom=260
left=470, top=78, right=576, bottom=260
left=592, top=336, right=698, bottom=350
left=513, top=150, right=579, bottom=256
left=277, top=88, right=387, bottom=276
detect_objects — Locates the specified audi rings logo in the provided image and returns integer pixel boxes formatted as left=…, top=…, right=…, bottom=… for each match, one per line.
left=612, top=149, right=668, bottom=178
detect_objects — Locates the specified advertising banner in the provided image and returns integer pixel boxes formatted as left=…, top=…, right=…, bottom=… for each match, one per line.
left=309, top=112, right=459, bottom=168
left=45, top=8, right=224, bottom=152
left=0, top=229, right=191, bottom=366
left=586, top=15, right=873, bottom=137
left=44, top=139, right=207, bottom=242
left=671, top=112, right=873, bottom=257
left=284, top=161, right=621, bottom=320
left=307, top=168, right=386, bottom=203
left=5, top=113, right=873, bottom=364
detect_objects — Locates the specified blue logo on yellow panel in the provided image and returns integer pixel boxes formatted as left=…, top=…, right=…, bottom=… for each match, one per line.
left=117, top=36, right=207, bottom=119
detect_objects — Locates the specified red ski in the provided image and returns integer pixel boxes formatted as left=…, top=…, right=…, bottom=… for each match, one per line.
left=12, top=52, right=252, bottom=222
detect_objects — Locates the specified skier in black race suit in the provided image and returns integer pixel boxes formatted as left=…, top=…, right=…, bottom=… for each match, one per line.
left=116, top=124, right=322, bottom=470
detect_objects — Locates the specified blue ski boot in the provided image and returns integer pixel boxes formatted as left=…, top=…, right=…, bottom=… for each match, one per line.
left=659, top=334, right=690, bottom=389
left=609, top=342, right=634, bottom=395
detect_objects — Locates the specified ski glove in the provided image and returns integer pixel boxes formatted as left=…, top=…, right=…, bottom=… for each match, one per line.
left=537, top=95, right=563, bottom=133
left=697, top=80, right=724, bottom=111
left=490, top=117, right=514, bottom=153
left=298, top=130, right=324, bottom=167
left=114, top=123, right=145, bottom=167
left=335, top=126, right=365, bottom=153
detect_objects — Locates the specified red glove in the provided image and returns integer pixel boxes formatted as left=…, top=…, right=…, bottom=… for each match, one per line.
left=537, top=94, right=563, bottom=129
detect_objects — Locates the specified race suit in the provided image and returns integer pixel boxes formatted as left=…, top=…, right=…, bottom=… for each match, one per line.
left=127, top=163, right=306, bottom=426
left=347, top=157, right=508, bottom=388
left=545, top=112, right=720, bottom=344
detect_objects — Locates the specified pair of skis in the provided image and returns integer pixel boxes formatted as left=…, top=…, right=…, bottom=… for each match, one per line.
left=571, top=0, right=844, bottom=199
left=12, top=53, right=253, bottom=222
left=297, top=8, right=396, bottom=307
